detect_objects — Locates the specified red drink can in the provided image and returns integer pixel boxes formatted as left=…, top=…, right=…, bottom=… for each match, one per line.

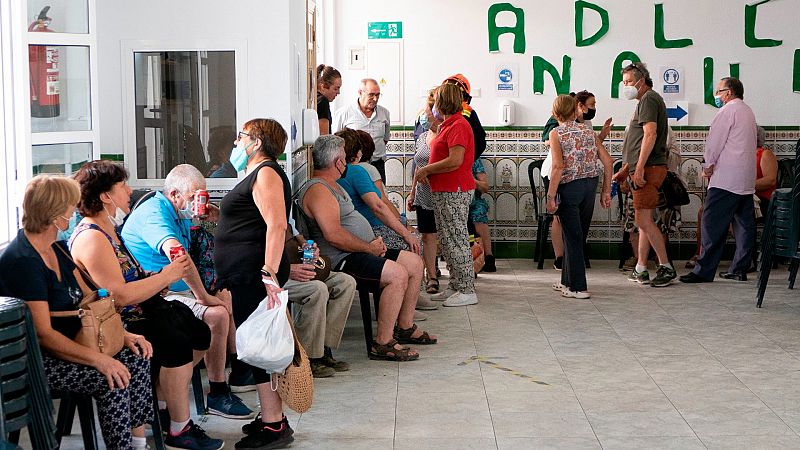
left=193, top=189, right=209, bottom=217
left=169, top=246, right=186, bottom=260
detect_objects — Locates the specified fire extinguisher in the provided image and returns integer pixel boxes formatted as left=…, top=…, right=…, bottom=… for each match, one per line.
left=29, top=6, right=60, bottom=118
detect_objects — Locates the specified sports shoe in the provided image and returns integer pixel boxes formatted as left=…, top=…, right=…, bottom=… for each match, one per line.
left=621, top=256, right=637, bottom=272
left=561, top=289, right=591, bottom=299
left=553, top=256, right=563, bottom=271
left=628, top=269, right=650, bottom=284
left=242, top=414, right=293, bottom=436
left=552, top=282, right=564, bottom=291
left=320, top=354, right=349, bottom=372
left=415, top=294, right=440, bottom=310
left=431, top=287, right=457, bottom=301
left=310, top=359, right=336, bottom=378
left=650, top=265, right=677, bottom=287
left=235, top=420, right=295, bottom=449
left=483, top=255, right=497, bottom=272
left=229, top=368, right=257, bottom=393
left=165, top=420, right=224, bottom=450
left=207, top=391, right=255, bottom=419
left=443, top=292, right=478, bottom=307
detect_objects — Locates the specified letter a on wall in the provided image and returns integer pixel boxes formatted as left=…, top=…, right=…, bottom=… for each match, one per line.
left=574, top=1, right=609, bottom=47
left=533, top=55, right=572, bottom=95
left=488, top=3, right=526, bottom=54
left=610, top=51, right=641, bottom=98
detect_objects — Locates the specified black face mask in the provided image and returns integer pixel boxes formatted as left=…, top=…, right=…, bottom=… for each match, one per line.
left=583, top=108, right=596, bottom=121
left=336, top=161, right=348, bottom=179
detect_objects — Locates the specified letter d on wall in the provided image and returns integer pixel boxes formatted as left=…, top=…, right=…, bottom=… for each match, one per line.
left=575, top=0, right=609, bottom=47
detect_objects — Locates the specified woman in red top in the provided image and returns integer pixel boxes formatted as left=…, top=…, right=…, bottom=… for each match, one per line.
left=414, top=84, right=477, bottom=307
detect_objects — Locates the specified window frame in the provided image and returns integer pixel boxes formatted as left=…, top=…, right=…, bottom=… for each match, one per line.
left=120, top=39, right=249, bottom=190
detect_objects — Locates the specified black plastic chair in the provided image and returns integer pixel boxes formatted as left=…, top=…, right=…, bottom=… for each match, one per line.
left=528, top=160, right=553, bottom=269
left=756, top=139, right=800, bottom=308
left=53, top=392, right=99, bottom=450
left=777, top=158, right=795, bottom=189
left=355, top=284, right=381, bottom=355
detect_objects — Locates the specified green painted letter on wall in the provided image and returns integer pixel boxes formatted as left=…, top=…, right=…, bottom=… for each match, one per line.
left=533, top=55, right=572, bottom=95
left=610, top=51, right=641, bottom=98
left=794, top=49, right=800, bottom=93
left=575, top=0, right=609, bottom=47
left=654, top=3, right=693, bottom=49
left=488, top=3, right=526, bottom=54
left=745, top=0, right=782, bottom=48
left=704, top=57, right=740, bottom=108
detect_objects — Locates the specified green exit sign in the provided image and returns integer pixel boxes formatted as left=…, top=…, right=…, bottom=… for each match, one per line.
left=368, top=22, right=402, bottom=39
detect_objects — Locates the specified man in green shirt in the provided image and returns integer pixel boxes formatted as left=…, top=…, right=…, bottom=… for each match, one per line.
left=615, top=62, right=677, bottom=287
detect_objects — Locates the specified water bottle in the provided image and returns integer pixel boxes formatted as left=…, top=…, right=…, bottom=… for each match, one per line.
left=611, top=180, right=619, bottom=198
left=302, top=240, right=315, bottom=265
left=97, top=288, right=109, bottom=298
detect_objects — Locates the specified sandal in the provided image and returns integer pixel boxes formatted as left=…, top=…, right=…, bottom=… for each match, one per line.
left=426, top=278, right=439, bottom=294
left=393, top=323, right=438, bottom=345
left=369, top=339, right=419, bottom=361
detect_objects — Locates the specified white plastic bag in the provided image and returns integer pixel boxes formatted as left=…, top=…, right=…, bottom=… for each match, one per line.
left=235, top=290, right=294, bottom=374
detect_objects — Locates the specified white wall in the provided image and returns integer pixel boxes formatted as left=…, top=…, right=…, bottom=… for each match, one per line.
left=331, top=0, right=800, bottom=127
left=96, top=0, right=307, bottom=165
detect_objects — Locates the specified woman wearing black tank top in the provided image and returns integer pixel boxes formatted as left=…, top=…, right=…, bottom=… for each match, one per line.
left=214, top=119, right=295, bottom=449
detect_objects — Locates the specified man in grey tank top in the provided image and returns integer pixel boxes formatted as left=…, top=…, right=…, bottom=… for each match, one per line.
left=296, top=136, right=438, bottom=362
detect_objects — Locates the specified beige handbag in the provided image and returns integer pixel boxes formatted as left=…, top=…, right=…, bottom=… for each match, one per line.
left=272, top=312, right=314, bottom=413
left=51, top=245, right=125, bottom=356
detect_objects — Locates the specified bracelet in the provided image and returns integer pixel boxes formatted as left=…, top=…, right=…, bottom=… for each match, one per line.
left=546, top=195, right=555, bottom=200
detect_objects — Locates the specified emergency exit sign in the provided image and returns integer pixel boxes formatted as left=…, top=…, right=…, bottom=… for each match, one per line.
left=368, top=22, right=403, bottom=39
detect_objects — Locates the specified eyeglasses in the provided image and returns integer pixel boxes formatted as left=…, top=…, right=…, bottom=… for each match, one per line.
left=715, top=88, right=729, bottom=95
left=237, top=131, right=251, bottom=140
left=364, top=92, right=381, bottom=99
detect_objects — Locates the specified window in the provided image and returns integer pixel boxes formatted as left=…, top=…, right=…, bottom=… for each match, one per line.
left=133, top=51, right=237, bottom=179
left=1, top=0, right=21, bottom=248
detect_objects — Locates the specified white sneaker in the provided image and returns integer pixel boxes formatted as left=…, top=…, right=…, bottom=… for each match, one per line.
left=443, top=292, right=478, bottom=307
left=552, top=282, right=565, bottom=291
left=415, top=294, right=440, bottom=311
left=561, top=289, right=591, bottom=299
left=431, top=287, right=457, bottom=301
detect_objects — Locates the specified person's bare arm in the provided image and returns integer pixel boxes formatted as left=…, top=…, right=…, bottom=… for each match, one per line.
left=475, top=172, right=489, bottom=194
left=319, top=118, right=330, bottom=135
left=375, top=179, right=401, bottom=218
left=361, top=191, right=420, bottom=253
left=597, top=139, right=613, bottom=208
left=303, top=184, right=384, bottom=255
left=755, top=149, right=778, bottom=191
left=252, top=167, right=288, bottom=276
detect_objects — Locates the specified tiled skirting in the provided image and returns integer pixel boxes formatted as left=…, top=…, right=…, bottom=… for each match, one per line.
left=377, top=129, right=799, bottom=245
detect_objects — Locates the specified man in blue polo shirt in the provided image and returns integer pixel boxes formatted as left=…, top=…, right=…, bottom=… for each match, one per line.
left=121, top=164, right=253, bottom=421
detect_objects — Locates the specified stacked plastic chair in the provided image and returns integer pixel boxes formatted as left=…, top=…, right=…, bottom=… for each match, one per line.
left=756, top=139, right=800, bottom=308
left=0, top=297, right=57, bottom=449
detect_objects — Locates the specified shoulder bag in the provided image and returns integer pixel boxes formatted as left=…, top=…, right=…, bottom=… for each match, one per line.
left=50, top=245, right=125, bottom=356
left=660, top=171, right=690, bottom=208
left=272, top=309, right=314, bottom=413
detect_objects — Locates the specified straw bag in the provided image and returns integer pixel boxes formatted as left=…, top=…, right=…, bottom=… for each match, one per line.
left=272, top=311, right=313, bottom=413
left=51, top=245, right=125, bottom=356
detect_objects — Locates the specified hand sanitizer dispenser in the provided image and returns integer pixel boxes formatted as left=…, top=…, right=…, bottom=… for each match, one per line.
left=301, top=108, right=320, bottom=145
left=499, top=100, right=515, bottom=126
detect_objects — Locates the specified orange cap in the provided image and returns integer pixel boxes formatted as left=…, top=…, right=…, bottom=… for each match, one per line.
left=443, top=74, right=471, bottom=95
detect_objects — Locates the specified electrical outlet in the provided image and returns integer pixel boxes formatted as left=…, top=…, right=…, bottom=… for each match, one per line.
left=348, top=47, right=364, bottom=70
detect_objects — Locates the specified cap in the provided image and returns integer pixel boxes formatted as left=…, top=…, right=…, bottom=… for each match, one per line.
left=443, top=74, right=471, bottom=95
left=98, top=288, right=109, bottom=297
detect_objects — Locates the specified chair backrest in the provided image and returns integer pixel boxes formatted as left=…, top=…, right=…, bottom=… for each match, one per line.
left=527, top=159, right=546, bottom=215
left=777, top=158, right=794, bottom=189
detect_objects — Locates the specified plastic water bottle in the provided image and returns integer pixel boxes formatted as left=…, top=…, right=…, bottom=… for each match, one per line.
left=611, top=180, right=619, bottom=198
left=97, top=288, right=109, bottom=298
left=302, top=240, right=315, bottom=265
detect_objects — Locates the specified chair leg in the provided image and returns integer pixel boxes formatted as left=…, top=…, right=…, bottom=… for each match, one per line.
left=537, top=217, right=551, bottom=270
left=76, top=396, right=99, bottom=450
left=788, top=258, right=799, bottom=290
left=150, top=386, right=165, bottom=450
left=56, top=395, right=77, bottom=438
left=533, top=219, right=543, bottom=264
left=619, top=231, right=630, bottom=269
left=191, top=366, right=206, bottom=416
left=358, top=289, right=374, bottom=355
left=7, top=430, right=20, bottom=444
left=756, top=250, right=774, bottom=308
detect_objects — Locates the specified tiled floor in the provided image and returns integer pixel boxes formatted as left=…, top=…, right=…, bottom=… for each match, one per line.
left=27, top=259, right=800, bottom=449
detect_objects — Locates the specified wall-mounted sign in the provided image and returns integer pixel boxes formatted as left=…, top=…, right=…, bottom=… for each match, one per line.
left=368, top=22, right=403, bottom=39
left=496, top=63, right=519, bottom=97
left=666, top=101, right=689, bottom=125
left=659, top=65, right=684, bottom=100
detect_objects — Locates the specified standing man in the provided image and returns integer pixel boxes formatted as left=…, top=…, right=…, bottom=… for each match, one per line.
left=616, top=62, right=677, bottom=287
left=333, top=78, right=391, bottom=183
left=680, top=78, right=757, bottom=283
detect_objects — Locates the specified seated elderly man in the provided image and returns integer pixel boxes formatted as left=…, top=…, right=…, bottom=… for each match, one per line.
left=121, top=164, right=252, bottom=419
left=297, top=135, right=437, bottom=361
left=284, top=230, right=356, bottom=378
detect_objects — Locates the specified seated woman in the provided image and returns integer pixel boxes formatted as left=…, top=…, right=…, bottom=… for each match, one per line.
left=335, top=128, right=421, bottom=254
left=0, top=175, right=152, bottom=450
left=69, top=161, right=222, bottom=450
left=354, top=130, right=403, bottom=221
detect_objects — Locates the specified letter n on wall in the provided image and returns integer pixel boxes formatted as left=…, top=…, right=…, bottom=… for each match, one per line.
left=533, top=56, right=572, bottom=95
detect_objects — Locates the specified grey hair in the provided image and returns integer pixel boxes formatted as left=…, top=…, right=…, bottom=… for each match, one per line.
left=756, top=126, right=766, bottom=147
left=163, top=164, right=205, bottom=196
left=622, top=62, right=651, bottom=84
left=360, top=78, right=379, bottom=89
left=313, top=135, right=345, bottom=170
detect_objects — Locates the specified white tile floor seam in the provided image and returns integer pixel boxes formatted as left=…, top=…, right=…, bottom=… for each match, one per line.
left=24, top=259, right=800, bottom=449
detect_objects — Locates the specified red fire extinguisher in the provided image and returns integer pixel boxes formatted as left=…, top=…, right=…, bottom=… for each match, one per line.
left=29, top=6, right=60, bottom=118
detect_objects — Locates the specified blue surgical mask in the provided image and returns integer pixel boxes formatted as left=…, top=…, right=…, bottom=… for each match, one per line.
left=418, top=113, right=431, bottom=132
left=229, top=141, right=255, bottom=172
left=55, top=217, right=69, bottom=242
left=178, top=195, right=193, bottom=220
left=714, top=95, right=724, bottom=108
left=432, top=106, right=443, bottom=121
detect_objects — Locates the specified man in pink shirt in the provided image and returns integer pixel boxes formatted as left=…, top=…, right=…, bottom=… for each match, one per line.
left=680, top=77, right=758, bottom=283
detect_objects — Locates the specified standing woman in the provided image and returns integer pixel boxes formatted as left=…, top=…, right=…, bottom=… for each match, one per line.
left=0, top=175, right=153, bottom=450
left=214, top=118, right=295, bottom=449
left=316, top=64, right=342, bottom=135
left=546, top=95, right=612, bottom=299
left=414, top=84, right=477, bottom=307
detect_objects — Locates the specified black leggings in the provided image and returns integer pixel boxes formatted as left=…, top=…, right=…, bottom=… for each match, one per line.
left=230, top=280, right=272, bottom=384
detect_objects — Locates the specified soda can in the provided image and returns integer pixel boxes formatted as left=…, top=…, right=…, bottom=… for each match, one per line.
left=169, top=245, right=186, bottom=261
left=193, top=189, right=209, bottom=217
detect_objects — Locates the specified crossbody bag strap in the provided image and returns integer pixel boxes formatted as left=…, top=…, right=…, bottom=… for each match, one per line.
left=54, top=242, right=99, bottom=291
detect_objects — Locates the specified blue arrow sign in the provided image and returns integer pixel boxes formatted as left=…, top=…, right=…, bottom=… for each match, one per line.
left=667, top=104, right=687, bottom=121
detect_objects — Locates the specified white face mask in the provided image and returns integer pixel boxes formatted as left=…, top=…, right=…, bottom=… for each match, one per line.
left=622, top=84, right=639, bottom=100
left=107, top=199, right=127, bottom=228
